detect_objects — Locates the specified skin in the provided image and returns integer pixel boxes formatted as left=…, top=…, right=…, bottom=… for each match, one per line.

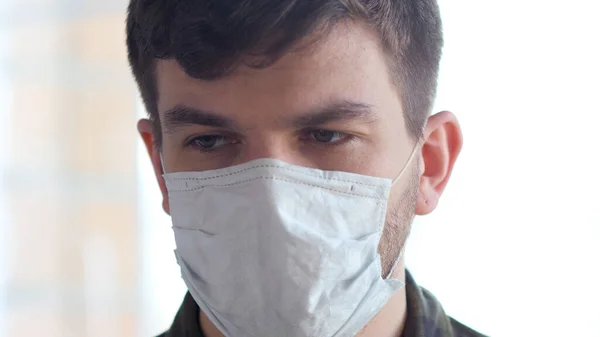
left=138, top=21, right=462, bottom=337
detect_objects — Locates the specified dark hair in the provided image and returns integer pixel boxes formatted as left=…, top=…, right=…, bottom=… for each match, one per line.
left=126, top=0, right=443, bottom=145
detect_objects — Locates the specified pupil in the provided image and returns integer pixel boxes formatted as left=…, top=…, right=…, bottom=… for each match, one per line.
left=314, top=130, right=334, bottom=142
left=197, top=136, right=217, bottom=148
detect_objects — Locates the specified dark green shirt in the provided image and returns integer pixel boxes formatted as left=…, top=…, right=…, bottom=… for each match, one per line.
left=158, top=270, right=487, bottom=337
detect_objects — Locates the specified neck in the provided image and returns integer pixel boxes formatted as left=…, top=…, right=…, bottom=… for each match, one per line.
left=200, top=312, right=225, bottom=337
left=200, top=266, right=408, bottom=337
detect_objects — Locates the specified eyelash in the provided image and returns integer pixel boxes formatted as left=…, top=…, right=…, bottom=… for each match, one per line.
left=301, top=129, right=352, bottom=145
left=185, top=130, right=354, bottom=152
left=185, top=135, right=237, bottom=152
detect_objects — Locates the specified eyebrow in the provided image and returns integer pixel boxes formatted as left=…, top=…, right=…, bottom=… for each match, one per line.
left=162, top=105, right=235, bottom=134
left=161, top=100, right=376, bottom=133
left=290, top=100, right=377, bottom=128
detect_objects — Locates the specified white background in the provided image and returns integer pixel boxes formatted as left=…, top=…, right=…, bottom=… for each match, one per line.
left=408, top=0, right=600, bottom=336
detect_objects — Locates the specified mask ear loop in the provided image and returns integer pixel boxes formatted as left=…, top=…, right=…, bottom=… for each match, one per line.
left=391, top=142, right=421, bottom=186
left=385, top=142, right=421, bottom=279
left=159, top=153, right=166, bottom=176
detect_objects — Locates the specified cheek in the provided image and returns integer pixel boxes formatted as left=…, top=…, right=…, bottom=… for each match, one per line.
left=359, top=113, right=412, bottom=178
left=352, top=136, right=408, bottom=179
left=304, top=141, right=393, bottom=177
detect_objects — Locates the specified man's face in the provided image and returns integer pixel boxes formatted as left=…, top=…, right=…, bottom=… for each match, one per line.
left=147, top=22, right=425, bottom=275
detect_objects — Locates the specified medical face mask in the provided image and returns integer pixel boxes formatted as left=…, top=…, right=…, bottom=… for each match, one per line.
left=164, top=147, right=418, bottom=337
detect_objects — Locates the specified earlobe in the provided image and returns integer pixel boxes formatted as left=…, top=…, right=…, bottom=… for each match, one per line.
left=415, top=111, right=462, bottom=216
left=137, top=119, right=171, bottom=215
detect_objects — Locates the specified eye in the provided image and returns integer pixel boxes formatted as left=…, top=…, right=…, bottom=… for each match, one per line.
left=188, top=135, right=235, bottom=150
left=309, top=130, right=347, bottom=143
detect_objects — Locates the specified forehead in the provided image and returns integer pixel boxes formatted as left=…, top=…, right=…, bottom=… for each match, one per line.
left=155, top=22, right=401, bottom=119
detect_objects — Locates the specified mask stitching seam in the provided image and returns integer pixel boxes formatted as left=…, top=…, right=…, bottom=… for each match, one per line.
left=166, top=164, right=384, bottom=187
left=168, top=176, right=386, bottom=199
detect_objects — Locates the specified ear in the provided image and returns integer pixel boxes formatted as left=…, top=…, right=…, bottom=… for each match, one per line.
left=138, top=119, right=170, bottom=215
left=415, top=111, right=463, bottom=215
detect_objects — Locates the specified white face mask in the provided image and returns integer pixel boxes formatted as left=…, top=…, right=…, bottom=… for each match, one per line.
left=164, top=147, right=418, bottom=337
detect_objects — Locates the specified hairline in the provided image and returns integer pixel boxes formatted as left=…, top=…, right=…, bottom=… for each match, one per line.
left=136, top=17, right=432, bottom=149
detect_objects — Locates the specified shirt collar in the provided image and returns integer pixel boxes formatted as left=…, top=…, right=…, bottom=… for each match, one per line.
left=402, top=270, right=454, bottom=337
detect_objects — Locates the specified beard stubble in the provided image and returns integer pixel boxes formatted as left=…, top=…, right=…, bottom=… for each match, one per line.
left=378, top=163, right=420, bottom=277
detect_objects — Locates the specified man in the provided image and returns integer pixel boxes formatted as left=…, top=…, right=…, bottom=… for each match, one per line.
left=126, top=0, right=485, bottom=336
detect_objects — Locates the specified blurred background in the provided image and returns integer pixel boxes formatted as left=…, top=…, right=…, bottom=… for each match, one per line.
left=0, top=0, right=598, bottom=336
